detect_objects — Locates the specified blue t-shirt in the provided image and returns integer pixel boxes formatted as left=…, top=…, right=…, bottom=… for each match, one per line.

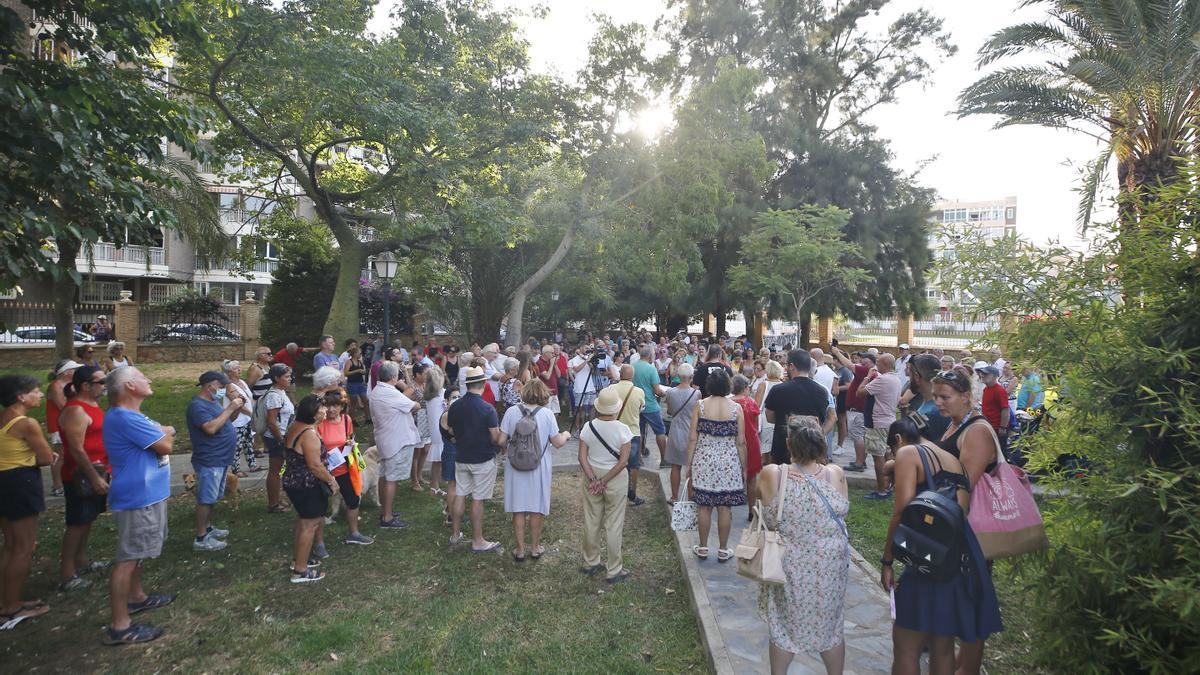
left=186, top=396, right=236, bottom=467
left=313, top=351, right=340, bottom=371
left=632, top=360, right=661, bottom=414
left=446, top=391, right=499, bottom=465
left=103, top=407, right=170, bottom=511
left=918, top=398, right=951, bottom=441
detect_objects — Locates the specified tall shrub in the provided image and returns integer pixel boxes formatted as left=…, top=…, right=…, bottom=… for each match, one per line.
left=941, top=168, right=1200, bottom=672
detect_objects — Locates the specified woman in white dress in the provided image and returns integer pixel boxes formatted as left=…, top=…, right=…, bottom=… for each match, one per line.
left=755, top=359, right=784, bottom=458
left=498, top=379, right=570, bottom=561
left=423, top=367, right=447, bottom=496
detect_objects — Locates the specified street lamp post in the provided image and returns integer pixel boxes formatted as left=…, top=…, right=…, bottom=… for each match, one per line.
left=373, top=251, right=399, bottom=350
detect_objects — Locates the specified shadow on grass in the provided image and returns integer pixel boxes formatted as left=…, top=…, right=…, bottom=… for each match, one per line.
left=4, top=472, right=709, bottom=674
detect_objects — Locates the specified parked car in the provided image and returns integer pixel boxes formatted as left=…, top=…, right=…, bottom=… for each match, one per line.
left=143, top=323, right=241, bottom=342
left=0, top=326, right=96, bottom=344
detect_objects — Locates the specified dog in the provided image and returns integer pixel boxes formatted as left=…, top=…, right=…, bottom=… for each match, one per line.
left=326, top=444, right=381, bottom=525
left=181, top=470, right=241, bottom=510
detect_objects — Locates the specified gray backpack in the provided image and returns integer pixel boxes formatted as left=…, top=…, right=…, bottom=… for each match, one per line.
left=508, top=406, right=547, bottom=471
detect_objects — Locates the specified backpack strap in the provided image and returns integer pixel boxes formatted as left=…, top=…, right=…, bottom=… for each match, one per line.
left=914, top=444, right=940, bottom=492
left=616, top=386, right=635, bottom=419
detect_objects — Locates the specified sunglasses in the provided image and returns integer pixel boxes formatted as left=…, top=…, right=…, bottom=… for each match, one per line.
left=89, top=379, right=105, bottom=385
left=933, top=370, right=971, bottom=392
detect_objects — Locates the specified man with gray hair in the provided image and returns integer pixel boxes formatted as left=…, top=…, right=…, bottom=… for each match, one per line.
left=368, top=361, right=420, bottom=529
left=481, top=343, right=505, bottom=401
left=862, top=353, right=901, bottom=500
left=101, top=367, right=176, bottom=645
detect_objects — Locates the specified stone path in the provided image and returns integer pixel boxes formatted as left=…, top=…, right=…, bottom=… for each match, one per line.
left=657, top=468, right=893, bottom=675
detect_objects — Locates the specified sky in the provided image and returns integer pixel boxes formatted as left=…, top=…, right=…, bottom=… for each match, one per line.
left=372, top=0, right=1109, bottom=247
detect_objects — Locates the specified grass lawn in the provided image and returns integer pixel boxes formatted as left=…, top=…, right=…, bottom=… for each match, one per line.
left=0, top=362, right=311, bottom=454
left=845, top=485, right=1041, bottom=675
left=2, top=472, right=709, bottom=673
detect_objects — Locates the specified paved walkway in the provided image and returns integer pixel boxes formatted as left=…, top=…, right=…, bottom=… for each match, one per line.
left=657, top=468, right=893, bottom=674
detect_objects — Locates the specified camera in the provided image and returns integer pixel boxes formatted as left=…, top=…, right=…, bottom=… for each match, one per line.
left=586, top=347, right=606, bottom=368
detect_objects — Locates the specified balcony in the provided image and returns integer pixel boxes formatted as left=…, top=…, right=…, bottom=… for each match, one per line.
left=78, top=242, right=166, bottom=267
left=194, top=257, right=279, bottom=275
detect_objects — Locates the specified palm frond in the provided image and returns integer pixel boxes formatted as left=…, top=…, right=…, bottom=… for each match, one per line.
left=977, top=22, right=1081, bottom=67
left=148, top=155, right=229, bottom=260
left=1076, top=147, right=1114, bottom=226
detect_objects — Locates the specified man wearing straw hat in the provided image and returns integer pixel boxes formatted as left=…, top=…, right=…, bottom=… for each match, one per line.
left=446, top=367, right=503, bottom=553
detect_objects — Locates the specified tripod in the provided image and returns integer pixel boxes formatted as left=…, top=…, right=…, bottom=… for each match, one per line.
left=570, top=358, right=603, bottom=435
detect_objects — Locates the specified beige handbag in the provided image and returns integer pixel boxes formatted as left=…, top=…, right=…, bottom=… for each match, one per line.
left=735, top=468, right=788, bottom=586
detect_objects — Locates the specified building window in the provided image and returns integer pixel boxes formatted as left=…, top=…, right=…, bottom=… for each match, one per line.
left=148, top=283, right=185, bottom=303
left=80, top=280, right=122, bottom=303
left=1006, top=207, right=1016, bottom=220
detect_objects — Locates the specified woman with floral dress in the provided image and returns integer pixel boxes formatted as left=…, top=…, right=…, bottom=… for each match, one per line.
left=685, top=369, right=746, bottom=562
left=757, top=418, right=850, bottom=675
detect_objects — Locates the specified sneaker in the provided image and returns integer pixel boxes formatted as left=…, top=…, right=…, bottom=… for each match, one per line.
left=842, top=462, right=867, bottom=472
left=627, top=495, right=645, bottom=507
left=59, top=575, right=91, bottom=592
left=344, top=532, right=375, bottom=546
left=50, top=487, right=64, bottom=497
left=290, top=568, right=325, bottom=584
left=863, top=491, right=891, bottom=501
left=103, top=622, right=164, bottom=645
left=193, top=534, right=228, bottom=551
left=379, top=517, right=409, bottom=530
left=205, top=525, right=229, bottom=539
left=311, top=543, right=330, bottom=559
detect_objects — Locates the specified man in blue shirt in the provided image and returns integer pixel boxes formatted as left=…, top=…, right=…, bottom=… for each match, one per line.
left=312, top=335, right=340, bottom=371
left=186, top=371, right=245, bottom=552
left=1017, top=367, right=1045, bottom=410
left=101, top=367, right=176, bottom=646
left=632, top=345, right=667, bottom=502
left=446, top=367, right=502, bottom=553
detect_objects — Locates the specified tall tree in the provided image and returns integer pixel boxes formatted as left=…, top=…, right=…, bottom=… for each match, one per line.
left=728, top=206, right=870, bottom=342
left=664, top=0, right=952, bottom=326
left=958, top=0, right=1200, bottom=225
left=174, top=0, right=563, bottom=339
left=0, top=0, right=225, bottom=357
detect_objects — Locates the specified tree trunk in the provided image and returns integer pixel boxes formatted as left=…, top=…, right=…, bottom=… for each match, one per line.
left=322, top=238, right=365, bottom=340
left=800, top=315, right=812, bottom=348
left=715, top=306, right=726, bottom=337
left=53, top=239, right=82, bottom=360
left=794, top=302, right=803, bottom=347
left=504, top=224, right=577, bottom=348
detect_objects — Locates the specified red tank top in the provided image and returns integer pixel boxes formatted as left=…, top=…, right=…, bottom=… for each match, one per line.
left=62, top=399, right=108, bottom=481
left=46, top=392, right=63, bottom=434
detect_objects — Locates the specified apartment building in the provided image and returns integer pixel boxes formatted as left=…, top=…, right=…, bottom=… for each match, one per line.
left=924, top=196, right=1019, bottom=316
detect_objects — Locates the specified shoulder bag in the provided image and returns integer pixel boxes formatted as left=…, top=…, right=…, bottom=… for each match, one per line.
left=967, top=421, right=1049, bottom=560
left=735, top=468, right=788, bottom=586
left=670, top=478, right=698, bottom=532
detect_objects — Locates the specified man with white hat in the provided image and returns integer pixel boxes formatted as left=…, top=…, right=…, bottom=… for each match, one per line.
left=896, top=343, right=912, bottom=393
left=446, top=366, right=503, bottom=552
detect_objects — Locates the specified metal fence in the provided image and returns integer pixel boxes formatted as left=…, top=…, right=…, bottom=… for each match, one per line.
left=0, top=301, right=115, bottom=344
left=137, top=306, right=242, bottom=343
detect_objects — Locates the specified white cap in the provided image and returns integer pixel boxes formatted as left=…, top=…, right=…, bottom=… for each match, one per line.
left=898, top=343, right=910, bottom=350
left=56, top=360, right=85, bottom=375
left=972, top=360, right=989, bottom=371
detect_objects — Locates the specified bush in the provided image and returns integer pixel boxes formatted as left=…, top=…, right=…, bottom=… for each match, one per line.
left=942, top=169, right=1200, bottom=672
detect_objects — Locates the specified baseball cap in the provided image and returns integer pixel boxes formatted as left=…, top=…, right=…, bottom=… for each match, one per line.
left=978, top=365, right=1000, bottom=376
left=898, top=343, right=910, bottom=350
left=972, top=360, right=990, bottom=371
left=197, top=370, right=230, bottom=386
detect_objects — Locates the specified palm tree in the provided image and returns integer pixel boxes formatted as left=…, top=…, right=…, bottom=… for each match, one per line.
left=958, top=0, right=1200, bottom=225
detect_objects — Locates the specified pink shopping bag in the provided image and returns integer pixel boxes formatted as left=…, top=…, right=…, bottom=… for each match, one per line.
left=968, top=423, right=1049, bottom=560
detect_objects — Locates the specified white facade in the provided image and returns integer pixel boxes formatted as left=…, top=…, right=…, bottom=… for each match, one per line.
left=925, top=196, right=1019, bottom=315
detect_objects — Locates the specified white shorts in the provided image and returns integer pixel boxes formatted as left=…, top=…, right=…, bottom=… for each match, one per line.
left=455, top=460, right=497, bottom=500
left=847, top=411, right=866, bottom=442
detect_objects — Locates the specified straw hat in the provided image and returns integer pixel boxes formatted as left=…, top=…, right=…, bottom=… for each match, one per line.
left=464, top=366, right=487, bottom=385
left=594, top=387, right=621, bottom=416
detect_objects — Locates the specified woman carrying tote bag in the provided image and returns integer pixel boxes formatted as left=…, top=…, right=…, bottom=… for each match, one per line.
left=755, top=419, right=850, bottom=675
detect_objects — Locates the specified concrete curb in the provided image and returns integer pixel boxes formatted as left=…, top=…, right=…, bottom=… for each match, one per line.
left=656, top=468, right=737, bottom=675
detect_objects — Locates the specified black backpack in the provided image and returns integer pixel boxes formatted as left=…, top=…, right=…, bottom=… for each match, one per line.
left=891, top=444, right=969, bottom=581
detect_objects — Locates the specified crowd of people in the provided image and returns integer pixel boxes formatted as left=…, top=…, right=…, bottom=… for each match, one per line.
left=0, top=327, right=1045, bottom=672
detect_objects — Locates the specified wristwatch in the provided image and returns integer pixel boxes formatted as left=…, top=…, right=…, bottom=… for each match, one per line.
left=880, top=557, right=893, bottom=566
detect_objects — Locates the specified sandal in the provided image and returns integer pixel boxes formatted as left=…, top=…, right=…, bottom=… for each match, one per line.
left=692, top=545, right=709, bottom=560
left=103, top=622, right=163, bottom=645
left=127, top=593, right=175, bottom=615
left=251, top=466, right=268, bottom=473
left=530, top=545, right=545, bottom=559
left=267, top=504, right=289, bottom=514
left=512, top=550, right=526, bottom=563
left=449, top=533, right=464, bottom=546
left=235, top=471, right=249, bottom=478
left=21, top=599, right=48, bottom=612
left=471, top=541, right=501, bottom=553
left=290, top=568, right=325, bottom=584
left=716, top=548, right=734, bottom=563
